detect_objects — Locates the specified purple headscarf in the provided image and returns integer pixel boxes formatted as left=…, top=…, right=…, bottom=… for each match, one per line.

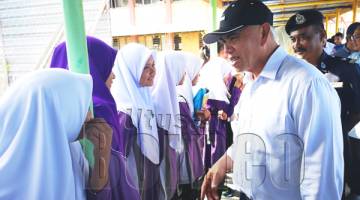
left=50, top=36, right=122, bottom=150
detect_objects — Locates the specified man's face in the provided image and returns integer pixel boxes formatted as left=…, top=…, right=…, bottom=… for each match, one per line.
left=220, top=25, right=262, bottom=72
left=290, top=25, right=325, bottom=62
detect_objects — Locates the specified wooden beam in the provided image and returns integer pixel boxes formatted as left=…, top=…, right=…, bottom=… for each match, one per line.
left=222, top=0, right=353, bottom=9
left=353, top=0, right=358, bottom=22
left=336, top=9, right=340, bottom=32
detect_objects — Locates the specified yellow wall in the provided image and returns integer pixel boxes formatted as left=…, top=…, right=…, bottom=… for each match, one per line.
left=114, top=31, right=202, bottom=54
left=145, top=35, right=153, bottom=49
left=179, top=31, right=202, bottom=54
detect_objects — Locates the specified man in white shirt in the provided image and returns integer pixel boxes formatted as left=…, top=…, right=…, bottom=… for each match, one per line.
left=200, top=0, right=344, bottom=200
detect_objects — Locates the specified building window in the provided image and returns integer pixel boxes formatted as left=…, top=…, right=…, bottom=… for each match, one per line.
left=152, top=35, right=161, bottom=50
left=174, top=34, right=182, bottom=51
left=199, top=32, right=204, bottom=49
left=112, top=38, right=120, bottom=49
left=110, top=0, right=128, bottom=8
left=136, top=0, right=161, bottom=5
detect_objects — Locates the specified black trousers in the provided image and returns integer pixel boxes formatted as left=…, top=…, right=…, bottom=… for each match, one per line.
left=239, top=192, right=251, bottom=200
left=226, top=121, right=233, bottom=148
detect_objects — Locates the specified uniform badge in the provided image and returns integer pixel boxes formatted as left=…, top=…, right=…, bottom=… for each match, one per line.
left=295, top=14, right=306, bottom=24
left=320, top=62, right=327, bottom=69
left=331, top=82, right=343, bottom=88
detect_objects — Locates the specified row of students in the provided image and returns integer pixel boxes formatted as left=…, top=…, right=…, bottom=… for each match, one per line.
left=0, top=35, right=244, bottom=200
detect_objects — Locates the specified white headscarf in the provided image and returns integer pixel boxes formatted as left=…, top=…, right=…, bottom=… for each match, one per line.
left=152, top=51, right=186, bottom=151
left=176, top=52, right=202, bottom=116
left=111, top=43, right=160, bottom=164
left=195, top=56, right=233, bottom=103
left=0, top=68, right=92, bottom=200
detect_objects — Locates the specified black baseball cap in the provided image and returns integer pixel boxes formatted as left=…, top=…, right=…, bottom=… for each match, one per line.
left=285, top=9, right=324, bottom=35
left=203, top=0, right=273, bottom=44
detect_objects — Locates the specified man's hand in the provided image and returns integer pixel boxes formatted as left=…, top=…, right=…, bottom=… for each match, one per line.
left=201, top=154, right=233, bottom=200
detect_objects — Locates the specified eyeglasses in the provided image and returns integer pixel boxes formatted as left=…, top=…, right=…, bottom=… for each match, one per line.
left=351, top=35, right=360, bottom=41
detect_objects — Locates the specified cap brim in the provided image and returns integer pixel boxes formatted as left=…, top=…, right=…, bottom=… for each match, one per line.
left=203, top=25, right=245, bottom=44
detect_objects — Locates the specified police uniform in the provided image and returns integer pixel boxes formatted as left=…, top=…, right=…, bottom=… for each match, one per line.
left=317, top=52, right=360, bottom=134
left=320, top=51, right=360, bottom=196
left=286, top=9, right=360, bottom=196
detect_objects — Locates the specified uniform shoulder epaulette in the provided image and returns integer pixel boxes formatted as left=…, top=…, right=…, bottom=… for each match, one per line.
left=349, top=59, right=357, bottom=64
left=333, top=56, right=354, bottom=64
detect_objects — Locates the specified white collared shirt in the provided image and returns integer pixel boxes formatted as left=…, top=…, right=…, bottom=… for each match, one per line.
left=228, top=47, right=344, bottom=200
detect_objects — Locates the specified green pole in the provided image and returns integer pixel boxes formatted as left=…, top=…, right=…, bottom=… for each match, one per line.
left=211, top=0, right=217, bottom=31
left=210, top=0, right=218, bottom=57
left=61, top=0, right=93, bottom=114
left=62, top=0, right=89, bottom=74
left=62, top=0, right=94, bottom=168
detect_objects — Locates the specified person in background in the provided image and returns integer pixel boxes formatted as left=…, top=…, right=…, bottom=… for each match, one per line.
left=152, top=51, right=187, bottom=200
left=200, top=45, right=211, bottom=67
left=332, top=32, right=345, bottom=54
left=334, top=22, right=360, bottom=62
left=50, top=36, right=140, bottom=200
left=111, top=43, right=160, bottom=200
left=347, top=25, right=360, bottom=65
left=334, top=32, right=344, bottom=46
left=222, top=69, right=245, bottom=198
left=328, top=35, right=335, bottom=44
left=196, top=41, right=234, bottom=171
left=176, top=52, right=204, bottom=199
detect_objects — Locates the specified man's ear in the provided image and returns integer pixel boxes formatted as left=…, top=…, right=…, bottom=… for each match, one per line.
left=260, top=23, right=271, bottom=46
left=320, top=29, right=327, bottom=47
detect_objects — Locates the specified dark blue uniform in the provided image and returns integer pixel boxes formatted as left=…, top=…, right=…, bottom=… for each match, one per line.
left=318, top=52, right=360, bottom=194
left=318, top=52, right=360, bottom=133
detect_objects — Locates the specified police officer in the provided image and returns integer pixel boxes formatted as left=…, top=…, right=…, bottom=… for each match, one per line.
left=286, top=9, right=360, bottom=199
